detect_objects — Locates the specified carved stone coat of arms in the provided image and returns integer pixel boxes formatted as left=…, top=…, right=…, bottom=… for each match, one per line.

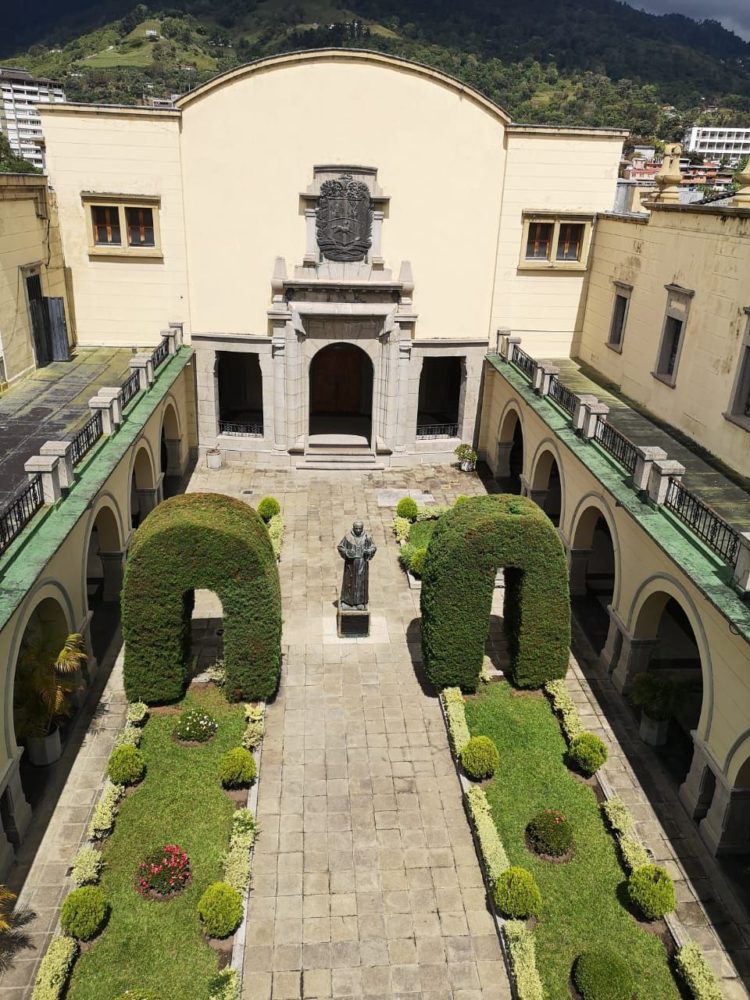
left=316, top=174, right=373, bottom=262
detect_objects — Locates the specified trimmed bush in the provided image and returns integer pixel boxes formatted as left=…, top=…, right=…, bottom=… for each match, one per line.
left=31, top=935, right=77, bottom=1000
left=545, top=679, right=583, bottom=741
left=460, top=735, right=500, bottom=780
left=174, top=707, right=217, bottom=742
left=421, top=495, right=570, bottom=691
left=396, top=496, right=419, bottom=521
left=573, top=949, right=634, bottom=1000
left=122, top=493, right=282, bottom=703
left=197, top=882, right=243, bottom=938
left=59, top=886, right=109, bottom=941
left=266, top=513, right=284, bottom=559
left=627, top=864, right=675, bottom=920
left=569, top=732, right=608, bottom=776
left=503, top=921, right=544, bottom=1000
left=71, top=846, right=103, bottom=887
left=674, top=942, right=723, bottom=1000
left=257, top=496, right=280, bottom=522
left=441, top=687, right=470, bottom=755
left=392, top=516, right=411, bottom=542
left=527, top=808, right=573, bottom=857
left=126, top=701, right=149, bottom=726
left=112, top=723, right=142, bottom=750
left=493, top=866, right=542, bottom=918
left=107, top=745, right=146, bottom=786
left=219, top=747, right=257, bottom=788
left=209, top=968, right=240, bottom=1000
left=87, top=782, right=123, bottom=841
left=465, top=785, right=509, bottom=885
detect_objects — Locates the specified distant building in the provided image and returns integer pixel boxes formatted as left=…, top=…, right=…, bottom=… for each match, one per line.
left=0, top=67, right=65, bottom=170
left=684, top=125, right=750, bottom=163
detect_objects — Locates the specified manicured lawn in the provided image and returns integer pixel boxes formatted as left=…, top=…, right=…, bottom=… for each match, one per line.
left=465, top=682, right=680, bottom=1000
left=69, top=685, right=245, bottom=1000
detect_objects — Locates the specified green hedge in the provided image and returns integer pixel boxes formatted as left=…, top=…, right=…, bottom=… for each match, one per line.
left=420, top=495, right=570, bottom=690
left=122, top=493, right=282, bottom=703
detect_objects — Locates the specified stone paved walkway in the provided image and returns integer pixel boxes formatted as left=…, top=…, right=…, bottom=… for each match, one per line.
left=185, top=464, right=511, bottom=1000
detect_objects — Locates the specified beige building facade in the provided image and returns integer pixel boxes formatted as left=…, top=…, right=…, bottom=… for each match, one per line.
left=40, top=50, right=625, bottom=467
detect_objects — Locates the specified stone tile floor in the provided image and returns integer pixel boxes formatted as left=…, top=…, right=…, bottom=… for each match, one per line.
left=1, top=462, right=747, bottom=999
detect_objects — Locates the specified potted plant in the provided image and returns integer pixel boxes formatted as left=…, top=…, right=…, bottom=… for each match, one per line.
left=631, top=672, right=684, bottom=747
left=13, top=633, right=86, bottom=766
left=206, top=447, right=222, bottom=470
left=455, top=443, right=478, bottom=472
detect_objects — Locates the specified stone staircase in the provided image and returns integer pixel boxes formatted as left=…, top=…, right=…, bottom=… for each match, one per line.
left=295, top=435, right=384, bottom=471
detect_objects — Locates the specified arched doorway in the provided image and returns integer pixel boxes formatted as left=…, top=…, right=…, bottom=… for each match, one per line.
left=530, top=449, right=562, bottom=527
left=497, top=408, right=524, bottom=494
left=309, top=343, right=373, bottom=443
left=569, top=506, right=616, bottom=655
left=161, top=402, right=182, bottom=499
left=630, top=592, right=704, bottom=785
left=130, top=444, right=158, bottom=529
left=87, top=504, right=123, bottom=663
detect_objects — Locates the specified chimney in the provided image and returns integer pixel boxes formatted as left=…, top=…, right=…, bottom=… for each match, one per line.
left=652, top=144, right=683, bottom=205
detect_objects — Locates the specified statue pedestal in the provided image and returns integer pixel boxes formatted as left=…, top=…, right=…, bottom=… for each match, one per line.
left=337, top=608, right=370, bottom=638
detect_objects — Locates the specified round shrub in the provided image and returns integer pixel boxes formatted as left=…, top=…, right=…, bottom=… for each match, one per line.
left=174, top=707, right=217, bottom=743
left=569, top=732, right=608, bottom=776
left=460, top=736, right=500, bottom=780
left=60, top=886, right=109, bottom=941
left=219, top=747, right=257, bottom=789
left=137, top=844, right=191, bottom=897
left=527, top=809, right=573, bottom=858
left=257, top=496, right=281, bottom=522
left=396, top=497, right=419, bottom=521
left=122, top=493, right=282, bottom=704
left=573, top=949, right=634, bottom=1000
left=107, top=745, right=146, bottom=786
left=492, top=866, right=542, bottom=918
left=197, top=882, right=243, bottom=938
left=627, top=864, right=675, bottom=920
left=420, top=495, right=570, bottom=692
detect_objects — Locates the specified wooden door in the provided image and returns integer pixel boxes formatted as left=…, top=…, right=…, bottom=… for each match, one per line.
left=311, top=346, right=363, bottom=414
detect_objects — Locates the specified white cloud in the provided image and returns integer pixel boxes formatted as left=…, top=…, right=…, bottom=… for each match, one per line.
left=626, top=0, right=750, bottom=40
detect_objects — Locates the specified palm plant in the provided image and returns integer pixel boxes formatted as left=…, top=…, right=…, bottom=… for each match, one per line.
left=13, top=633, right=86, bottom=740
left=0, top=885, right=34, bottom=974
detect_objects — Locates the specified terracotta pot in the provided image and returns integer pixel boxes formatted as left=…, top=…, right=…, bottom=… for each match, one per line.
left=639, top=711, right=669, bottom=747
left=26, top=727, right=62, bottom=766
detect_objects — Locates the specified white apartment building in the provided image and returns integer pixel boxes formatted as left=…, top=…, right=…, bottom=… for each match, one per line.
left=0, top=67, right=66, bottom=170
left=684, top=125, right=750, bottom=162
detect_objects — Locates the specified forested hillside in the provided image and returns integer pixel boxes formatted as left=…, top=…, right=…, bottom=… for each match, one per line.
left=3, top=0, right=750, bottom=141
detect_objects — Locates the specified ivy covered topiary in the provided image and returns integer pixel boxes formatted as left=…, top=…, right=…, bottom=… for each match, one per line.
left=420, top=495, right=570, bottom=691
left=460, top=735, right=500, bottom=780
left=627, top=864, right=675, bottom=920
left=122, top=493, right=282, bottom=703
left=573, top=949, right=634, bottom=1000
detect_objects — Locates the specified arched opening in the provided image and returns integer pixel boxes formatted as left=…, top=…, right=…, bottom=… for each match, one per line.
left=190, top=589, right=225, bottom=673
left=570, top=506, right=616, bottom=655
left=309, top=343, right=373, bottom=444
left=497, top=409, right=524, bottom=494
left=530, top=449, right=562, bottom=527
left=631, top=592, right=704, bottom=785
left=87, top=504, right=123, bottom=663
left=416, top=357, right=462, bottom=438
left=130, top=444, right=157, bottom=529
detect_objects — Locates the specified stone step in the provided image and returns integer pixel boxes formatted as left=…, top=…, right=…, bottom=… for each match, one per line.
left=295, top=459, right=385, bottom=471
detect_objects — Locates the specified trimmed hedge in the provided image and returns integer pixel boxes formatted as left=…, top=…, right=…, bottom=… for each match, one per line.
left=31, top=936, right=78, bottom=1000
left=674, top=943, right=723, bottom=1000
left=460, top=735, right=500, bottom=780
left=493, top=866, right=542, bottom=918
left=218, top=747, right=257, bottom=788
left=441, top=687, right=471, bottom=755
left=197, top=882, right=243, bottom=939
left=503, top=921, right=544, bottom=1000
left=569, top=732, right=608, bottom=776
left=464, top=785, right=509, bottom=885
left=627, top=864, right=675, bottom=920
left=420, top=495, right=570, bottom=690
left=60, top=886, right=109, bottom=941
left=122, top=493, right=282, bottom=703
left=107, top=745, right=146, bottom=786
left=573, top=949, right=634, bottom=1000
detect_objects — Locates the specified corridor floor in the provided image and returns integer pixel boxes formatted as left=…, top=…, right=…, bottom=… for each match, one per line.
left=184, top=464, right=511, bottom=1000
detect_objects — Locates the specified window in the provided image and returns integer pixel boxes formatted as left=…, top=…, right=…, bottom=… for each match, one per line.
left=726, top=313, right=750, bottom=429
left=653, top=285, right=693, bottom=385
left=519, top=214, right=593, bottom=270
left=82, top=194, right=162, bottom=258
left=607, top=284, right=631, bottom=350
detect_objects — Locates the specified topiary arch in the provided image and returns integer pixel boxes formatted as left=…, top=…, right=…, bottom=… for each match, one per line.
left=122, top=493, right=282, bottom=703
left=420, top=494, right=570, bottom=691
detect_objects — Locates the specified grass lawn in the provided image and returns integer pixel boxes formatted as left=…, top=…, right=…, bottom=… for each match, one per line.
left=408, top=519, right=438, bottom=549
left=69, top=685, right=245, bottom=1000
left=465, top=682, right=680, bottom=1000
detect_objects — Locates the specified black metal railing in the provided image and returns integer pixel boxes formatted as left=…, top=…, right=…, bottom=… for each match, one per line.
left=593, top=417, right=638, bottom=474
left=416, top=423, right=459, bottom=440
left=219, top=420, right=264, bottom=437
left=121, top=369, right=140, bottom=406
left=510, top=344, right=536, bottom=381
left=664, top=478, right=741, bottom=565
left=70, top=410, right=104, bottom=466
left=0, top=475, right=44, bottom=555
left=151, top=337, right=169, bottom=371
left=547, top=376, right=577, bottom=416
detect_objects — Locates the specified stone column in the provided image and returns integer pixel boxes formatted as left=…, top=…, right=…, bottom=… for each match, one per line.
left=647, top=459, right=686, bottom=505
left=395, top=336, right=415, bottom=452
left=272, top=334, right=287, bottom=452
left=24, top=455, right=61, bottom=504
left=699, top=775, right=750, bottom=855
left=600, top=607, right=625, bottom=673
left=632, top=446, right=667, bottom=495
left=40, top=440, right=75, bottom=489
left=0, top=814, right=15, bottom=880
left=680, top=738, right=719, bottom=820
left=528, top=488, right=548, bottom=509
left=3, top=757, right=31, bottom=844
left=611, top=633, right=658, bottom=693
left=495, top=442, right=514, bottom=478
left=99, top=550, right=125, bottom=603
left=129, top=354, right=154, bottom=390
left=76, top=609, right=98, bottom=683
left=568, top=548, right=592, bottom=596
left=98, top=387, right=124, bottom=429
left=732, top=532, right=750, bottom=594
left=88, top=395, right=116, bottom=435
left=163, top=438, right=182, bottom=477
left=135, top=487, right=160, bottom=519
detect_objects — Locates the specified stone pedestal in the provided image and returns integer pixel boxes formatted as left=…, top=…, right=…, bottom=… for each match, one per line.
left=700, top=779, right=750, bottom=855
left=100, top=550, right=126, bottom=603
left=680, top=738, right=718, bottom=821
left=337, top=608, right=370, bottom=638
left=611, top=634, right=658, bottom=693
left=568, top=548, right=592, bottom=597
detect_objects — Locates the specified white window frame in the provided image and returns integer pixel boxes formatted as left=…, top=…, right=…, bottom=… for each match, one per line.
left=81, top=192, right=162, bottom=259
left=725, top=308, right=750, bottom=432
left=607, top=281, right=632, bottom=353
left=518, top=212, right=594, bottom=271
left=652, top=284, right=693, bottom=387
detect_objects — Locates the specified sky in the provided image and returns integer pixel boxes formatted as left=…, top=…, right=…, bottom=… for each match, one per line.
left=627, top=0, right=750, bottom=40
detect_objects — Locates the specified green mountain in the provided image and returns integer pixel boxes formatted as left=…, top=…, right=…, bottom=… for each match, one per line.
left=3, top=0, right=750, bottom=141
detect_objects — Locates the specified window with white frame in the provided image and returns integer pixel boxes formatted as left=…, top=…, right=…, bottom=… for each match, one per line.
left=653, top=285, right=693, bottom=385
left=82, top=194, right=162, bottom=258
left=727, top=311, right=750, bottom=428
left=607, top=282, right=632, bottom=350
left=519, top=213, right=593, bottom=270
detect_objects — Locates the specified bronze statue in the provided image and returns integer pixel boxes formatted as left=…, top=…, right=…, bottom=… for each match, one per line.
left=337, top=520, right=377, bottom=610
